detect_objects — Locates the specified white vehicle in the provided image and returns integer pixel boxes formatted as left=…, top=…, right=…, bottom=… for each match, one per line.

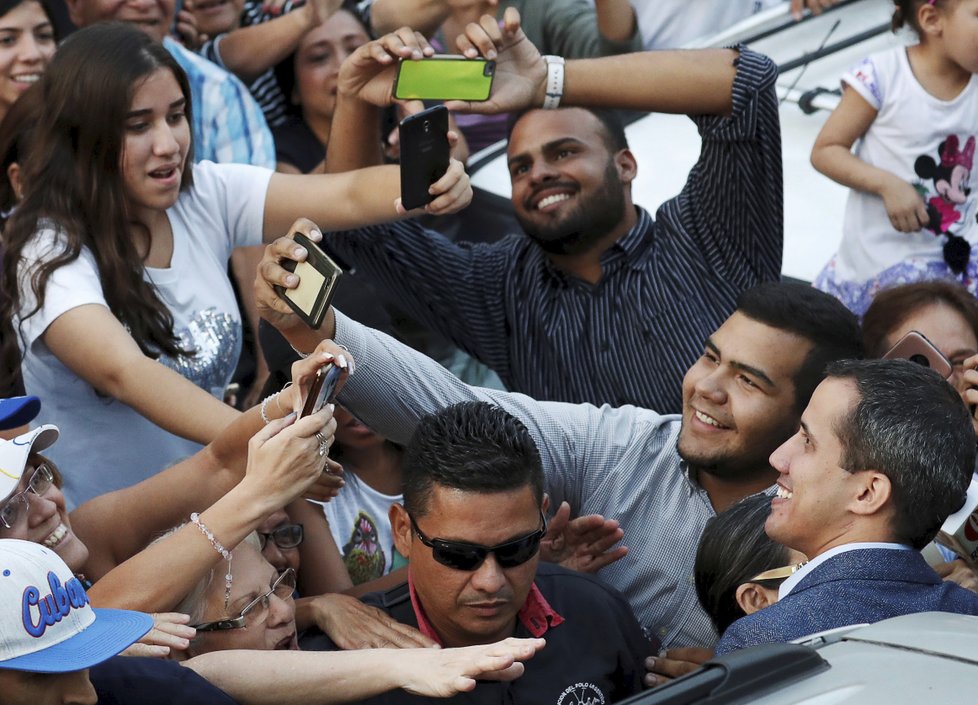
left=468, top=0, right=904, bottom=282
left=615, top=612, right=978, bottom=704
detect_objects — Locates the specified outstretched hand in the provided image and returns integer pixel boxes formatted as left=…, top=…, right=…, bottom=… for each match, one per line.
left=539, top=500, right=628, bottom=573
left=790, top=0, right=840, bottom=21
left=309, top=593, right=438, bottom=649
left=644, top=647, right=713, bottom=687
left=446, top=8, right=545, bottom=115
left=120, top=612, right=196, bottom=658
left=957, top=353, right=978, bottom=438
left=880, top=175, right=929, bottom=233
left=935, top=559, right=978, bottom=594
left=397, top=637, right=546, bottom=696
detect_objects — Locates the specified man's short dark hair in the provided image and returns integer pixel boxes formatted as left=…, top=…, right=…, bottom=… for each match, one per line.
left=737, top=282, right=864, bottom=412
left=402, top=401, right=544, bottom=516
left=506, top=107, right=629, bottom=153
left=826, top=358, right=975, bottom=549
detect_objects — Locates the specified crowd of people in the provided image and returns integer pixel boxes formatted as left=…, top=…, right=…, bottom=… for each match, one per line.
left=3, top=0, right=978, bottom=702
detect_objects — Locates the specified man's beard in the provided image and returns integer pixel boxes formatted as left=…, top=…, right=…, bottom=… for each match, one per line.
left=676, top=417, right=796, bottom=483
left=516, top=160, right=627, bottom=256
left=677, top=440, right=771, bottom=482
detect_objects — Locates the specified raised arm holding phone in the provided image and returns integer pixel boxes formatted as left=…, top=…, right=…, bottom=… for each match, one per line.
left=0, top=21, right=474, bottom=509
left=275, top=7, right=782, bottom=418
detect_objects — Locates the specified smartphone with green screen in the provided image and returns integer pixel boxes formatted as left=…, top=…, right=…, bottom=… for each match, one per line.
left=393, top=55, right=496, bottom=102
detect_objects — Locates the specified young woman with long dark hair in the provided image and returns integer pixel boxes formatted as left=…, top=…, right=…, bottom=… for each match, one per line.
left=0, top=22, right=470, bottom=507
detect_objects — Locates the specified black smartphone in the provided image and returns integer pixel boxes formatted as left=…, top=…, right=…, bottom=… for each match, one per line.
left=882, top=330, right=953, bottom=379
left=273, top=232, right=342, bottom=330
left=398, top=105, right=450, bottom=212
left=301, top=363, right=342, bottom=418
left=393, top=56, right=496, bottom=102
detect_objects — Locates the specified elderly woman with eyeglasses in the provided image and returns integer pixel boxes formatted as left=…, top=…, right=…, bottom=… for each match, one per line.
left=0, top=351, right=347, bottom=642
left=240, top=503, right=439, bottom=651
left=0, top=352, right=436, bottom=656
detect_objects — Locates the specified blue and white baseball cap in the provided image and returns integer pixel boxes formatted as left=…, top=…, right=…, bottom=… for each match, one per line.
left=0, top=396, right=40, bottom=431
left=0, top=425, right=60, bottom=502
left=0, top=539, right=152, bottom=672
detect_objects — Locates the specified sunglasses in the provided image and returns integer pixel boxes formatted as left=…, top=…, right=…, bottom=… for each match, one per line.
left=192, top=568, right=297, bottom=632
left=258, top=523, right=304, bottom=551
left=409, top=511, right=547, bottom=571
left=0, top=462, right=56, bottom=530
left=748, top=562, right=806, bottom=584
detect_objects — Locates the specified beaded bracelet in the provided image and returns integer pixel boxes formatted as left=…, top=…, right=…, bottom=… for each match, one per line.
left=259, top=383, right=294, bottom=424
left=260, top=393, right=276, bottom=425
left=190, top=512, right=233, bottom=611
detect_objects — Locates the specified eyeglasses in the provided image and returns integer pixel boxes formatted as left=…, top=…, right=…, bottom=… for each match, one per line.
left=192, top=568, right=297, bottom=632
left=0, top=462, right=56, bottom=530
left=258, top=523, right=304, bottom=551
left=409, top=512, right=547, bottom=571
left=748, top=562, right=806, bottom=584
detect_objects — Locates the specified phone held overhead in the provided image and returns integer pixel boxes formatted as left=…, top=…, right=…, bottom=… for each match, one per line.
left=398, top=105, right=450, bottom=212
left=393, top=55, right=496, bottom=102
left=274, top=232, right=342, bottom=330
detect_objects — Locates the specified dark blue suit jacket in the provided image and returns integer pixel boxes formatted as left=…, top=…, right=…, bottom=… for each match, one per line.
left=716, top=548, right=978, bottom=654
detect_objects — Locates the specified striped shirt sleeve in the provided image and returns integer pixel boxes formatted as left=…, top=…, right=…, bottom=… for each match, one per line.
left=328, top=222, right=518, bottom=374
left=660, top=46, right=782, bottom=288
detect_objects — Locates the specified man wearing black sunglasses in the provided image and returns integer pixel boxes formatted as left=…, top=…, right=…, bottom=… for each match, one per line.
left=324, top=401, right=653, bottom=705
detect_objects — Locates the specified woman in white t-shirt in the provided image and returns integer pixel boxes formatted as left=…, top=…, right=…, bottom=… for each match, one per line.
left=0, top=23, right=470, bottom=507
left=812, top=0, right=978, bottom=316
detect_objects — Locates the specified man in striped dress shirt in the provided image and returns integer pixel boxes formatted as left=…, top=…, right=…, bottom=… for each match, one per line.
left=317, top=9, right=783, bottom=413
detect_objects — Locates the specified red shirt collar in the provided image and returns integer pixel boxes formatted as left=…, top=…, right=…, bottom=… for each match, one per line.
left=407, top=569, right=565, bottom=645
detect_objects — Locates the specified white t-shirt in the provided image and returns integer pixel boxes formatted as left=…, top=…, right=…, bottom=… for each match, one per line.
left=317, top=473, right=406, bottom=585
left=629, top=0, right=781, bottom=49
left=814, top=47, right=978, bottom=315
left=16, top=161, right=272, bottom=508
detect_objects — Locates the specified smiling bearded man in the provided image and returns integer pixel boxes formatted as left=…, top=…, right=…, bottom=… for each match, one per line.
left=290, top=16, right=784, bottom=414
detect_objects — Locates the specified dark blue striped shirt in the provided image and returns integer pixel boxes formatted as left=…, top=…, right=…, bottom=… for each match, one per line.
left=328, top=48, right=782, bottom=413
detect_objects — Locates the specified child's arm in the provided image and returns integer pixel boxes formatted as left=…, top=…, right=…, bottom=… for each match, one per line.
left=811, top=85, right=929, bottom=233
left=209, top=0, right=342, bottom=84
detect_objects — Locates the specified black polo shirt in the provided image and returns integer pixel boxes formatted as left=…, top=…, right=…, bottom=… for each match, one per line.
left=304, top=562, right=654, bottom=705
left=90, top=656, right=239, bottom=705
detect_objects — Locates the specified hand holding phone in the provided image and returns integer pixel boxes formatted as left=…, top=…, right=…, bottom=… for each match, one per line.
left=393, top=55, right=495, bottom=102
left=273, top=232, right=343, bottom=330
left=301, top=363, right=343, bottom=418
left=398, top=105, right=450, bottom=211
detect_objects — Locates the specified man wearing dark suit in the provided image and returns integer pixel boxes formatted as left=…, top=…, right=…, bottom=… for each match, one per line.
left=716, top=358, right=978, bottom=654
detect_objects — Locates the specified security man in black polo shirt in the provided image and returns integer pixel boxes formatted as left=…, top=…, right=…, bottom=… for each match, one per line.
left=305, top=401, right=654, bottom=705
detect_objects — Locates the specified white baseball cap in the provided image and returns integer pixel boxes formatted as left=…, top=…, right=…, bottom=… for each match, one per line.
left=0, top=425, right=60, bottom=502
left=0, top=539, right=152, bottom=672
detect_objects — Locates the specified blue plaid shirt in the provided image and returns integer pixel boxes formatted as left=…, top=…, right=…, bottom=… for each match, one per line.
left=164, top=37, right=275, bottom=168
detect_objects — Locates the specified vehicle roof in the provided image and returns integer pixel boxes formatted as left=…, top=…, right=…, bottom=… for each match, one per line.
left=614, top=613, right=978, bottom=705
left=751, top=612, right=978, bottom=704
